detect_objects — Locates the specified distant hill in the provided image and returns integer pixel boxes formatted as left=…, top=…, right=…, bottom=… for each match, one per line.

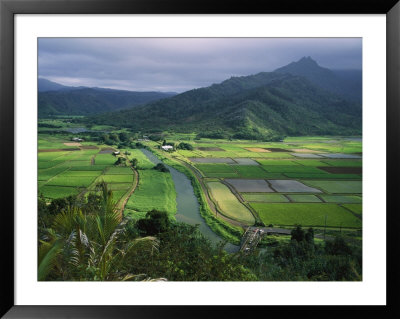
left=38, top=80, right=177, bottom=117
left=274, top=57, right=362, bottom=102
left=38, top=78, right=74, bottom=92
left=89, top=69, right=362, bottom=139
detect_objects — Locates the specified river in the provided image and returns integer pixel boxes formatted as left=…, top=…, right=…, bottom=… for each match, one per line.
left=140, top=149, right=239, bottom=253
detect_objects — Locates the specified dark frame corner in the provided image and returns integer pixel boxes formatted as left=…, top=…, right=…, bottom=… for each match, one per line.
left=1, top=0, right=399, bottom=318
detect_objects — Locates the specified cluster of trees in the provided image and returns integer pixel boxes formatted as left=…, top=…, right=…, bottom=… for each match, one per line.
left=176, top=142, right=193, bottom=150
left=154, top=163, right=169, bottom=173
left=99, top=132, right=133, bottom=147
left=114, top=157, right=127, bottom=166
left=241, top=225, right=362, bottom=281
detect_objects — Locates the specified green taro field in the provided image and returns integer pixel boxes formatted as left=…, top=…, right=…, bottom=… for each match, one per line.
left=38, top=135, right=135, bottom=207
left=157, top=135, right=363, bottom=230
left=125, top=169, right=176, bottom=217
left=39, top=131, right=362, bottom=236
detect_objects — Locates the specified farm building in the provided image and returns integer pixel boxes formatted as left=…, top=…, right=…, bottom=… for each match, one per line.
left=161, top=145, right=173, bottom=151
left=113, top=151, right=120, bottom=155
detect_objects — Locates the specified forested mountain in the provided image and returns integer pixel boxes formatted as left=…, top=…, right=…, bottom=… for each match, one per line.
left=274, top=57, right=362, bottom=102
left=38, top=81, right=177, bottom=117
left=89, top=69, right=362, bottom=139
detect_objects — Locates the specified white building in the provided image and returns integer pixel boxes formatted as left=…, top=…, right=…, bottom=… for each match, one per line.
left=161, top=145, right=173, bottom=151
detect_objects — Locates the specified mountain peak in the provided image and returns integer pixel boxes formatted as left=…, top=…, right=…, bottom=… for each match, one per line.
left=274, top=57, right=361, bottom=102
left=298, top=56, right=318, bottom=65
left=274, top=56, right=321, bottom=73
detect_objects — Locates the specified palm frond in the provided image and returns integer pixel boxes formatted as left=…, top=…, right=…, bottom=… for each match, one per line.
left=38, top=240, right=62, bottom=281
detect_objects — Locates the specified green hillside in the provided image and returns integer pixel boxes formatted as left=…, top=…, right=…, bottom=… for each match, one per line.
left=38, top=87, right=176, bottom=117
left=88, top=72, right=361, bottom=140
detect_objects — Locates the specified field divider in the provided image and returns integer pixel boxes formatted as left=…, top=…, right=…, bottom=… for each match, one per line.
left=339, top=203, right=362, bottom=220
left=219, top=179, right=262, bottom=226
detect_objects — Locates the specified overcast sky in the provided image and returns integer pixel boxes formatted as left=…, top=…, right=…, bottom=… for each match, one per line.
left=38, top=38, right=362, bottom=93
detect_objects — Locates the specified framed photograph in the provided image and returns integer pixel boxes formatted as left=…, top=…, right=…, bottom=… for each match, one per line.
left=1, top=0, right=399, bottom=317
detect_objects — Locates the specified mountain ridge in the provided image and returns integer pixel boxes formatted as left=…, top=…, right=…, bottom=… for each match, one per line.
left=38, top=79, right=177, bottom=117
left=88, top=65, right=361, bottom=139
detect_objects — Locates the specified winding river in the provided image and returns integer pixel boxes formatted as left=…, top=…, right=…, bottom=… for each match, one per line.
left=140, top=149, right=239, bottom=253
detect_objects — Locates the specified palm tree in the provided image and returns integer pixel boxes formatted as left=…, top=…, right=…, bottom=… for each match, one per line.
left=38, top=182, right=161, bottom=281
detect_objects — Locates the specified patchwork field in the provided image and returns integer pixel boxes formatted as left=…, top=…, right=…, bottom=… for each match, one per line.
left=319, top=153, right=361, bottom=159
left=125, top=169, right=177, bottom=216
left=38, top=133, right=363, bottom=234
left=207, top=182, right=255, bottom=224
left=303, top=180, right=362, bottom=194
left=287, top=195, right=322, bottom=202
left=290, top=153, right=323, bottom=158
left=190, top=157, right=236, bottom=164
left=98, top=174, right=133, bottom=183
left=46, top=176, right=97, bottom=187
left=94, top=154, right=117, bottom=165
left=342, top=204, right=362, bottom=216
left=320, top=195, right=362, bottom=203
left=38, top=139, right=134, bottom=202
left=251, top=203, right=362, bottom=228
left=232, top=165, right=272, bottom=178
left=39, top=185, right=80, bottom=199
left=195, top=164, right=239, bottom=178
left=225, top=179, right=274, bottom=193
left=268, top=180, right=321, bottom=193
left=167, top=136, right=363, bottom=230
left=232, top=158, right=259, bottom=165
left=242, top=193, right=289, bottom=203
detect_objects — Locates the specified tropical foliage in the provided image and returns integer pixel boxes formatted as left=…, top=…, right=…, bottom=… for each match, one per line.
left=38, top=182, right=160, bottom=281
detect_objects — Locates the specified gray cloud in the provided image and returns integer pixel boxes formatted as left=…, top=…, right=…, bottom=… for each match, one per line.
left=38, top=38, right=362, bottom=93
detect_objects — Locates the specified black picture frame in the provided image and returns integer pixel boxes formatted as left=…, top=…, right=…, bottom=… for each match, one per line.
left=1, top=0, right=399, bottom=317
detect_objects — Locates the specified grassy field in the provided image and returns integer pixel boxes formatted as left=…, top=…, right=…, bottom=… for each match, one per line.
left=94, top=154, right=117, bottom=165
left=104, top=166, right=133, bottom=175
left=303, top=180, right=362, bottom=193
left=206, top=182, right=255, bottom=224
left=38, top=160, right=65, bottom=169
left=232, top=165, right=272, bottom=178
left=284, top=173, right=361, bottom=179
left=126, top=149, right=155, bottom=169
left=98, top=174, right=133, bottom=183
left=46, top=175, right=97, bottom=187
left=38, top=166, right=70, bottom=181
left=262, top=165, right=326, bottom=173
left=69, top=165, right=107, bottom=171
left=242, top=193, right=289, bottom=203
left=195, top=164, right=239, bottom=178
left=321, top=160, right=362, bottom=167
left=38, top=185, right=80, bottom=199
left=256, top=159, right=299, bottom=166
left=342, top=204, right=362, bottom=215
left=57, top=170, right=102, bottom=177
left=125, top=169, right=176, bottom=216
left=251, top=203, right=362, bottom=228
left=320, top=195, right=362, bottom=203
left=286, top=195, right=322, bottom=202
